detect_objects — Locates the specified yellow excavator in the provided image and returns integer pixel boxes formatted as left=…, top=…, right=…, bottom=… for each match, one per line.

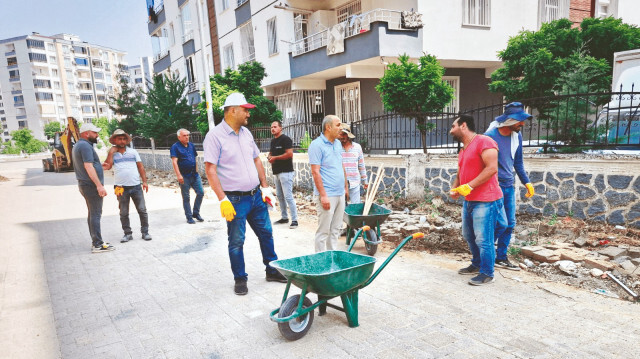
left=42, top=117, right=81, bottom=172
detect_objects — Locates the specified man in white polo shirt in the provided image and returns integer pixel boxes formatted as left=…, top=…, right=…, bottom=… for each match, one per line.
left=103, top=129, right=152, bottom=243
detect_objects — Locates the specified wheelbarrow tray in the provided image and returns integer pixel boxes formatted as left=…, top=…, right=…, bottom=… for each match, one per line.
left=343, top=203, right=392, bottom=228
left=270, top=251, right=377, bottom=297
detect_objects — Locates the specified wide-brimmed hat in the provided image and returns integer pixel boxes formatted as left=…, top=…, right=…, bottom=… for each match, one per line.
left=340, top=123, right=355, bottom=139
left=79, top=123, right=101, bottom=134
left=220, top=92, right=255, bottom=110
left=109, top=129, right=132, bottom=145
left=495, top=102, right=532, bottom=124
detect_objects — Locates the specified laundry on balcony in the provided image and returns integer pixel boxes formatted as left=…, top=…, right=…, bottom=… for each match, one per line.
left=327, top=23, right=346, bottom=56
left=401, top=11, right=423, bottom=29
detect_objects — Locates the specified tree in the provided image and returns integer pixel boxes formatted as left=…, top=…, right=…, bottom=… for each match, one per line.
left=196, top=61, right=282, bottom=133
left=490, top=17, right=640, bottom=101
left=44, top=121, right=62, bottom=139
left=107, top=68, right=143, bottom=135
left=137, top=74, right=195, bottom=140
left=4, top=129, right=48, bottom=154
left=93, top=116, right=120, bottom=147
left=375, top=54, right=455, bottom=154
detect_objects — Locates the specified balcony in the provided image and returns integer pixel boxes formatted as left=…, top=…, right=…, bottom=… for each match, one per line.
left=147, top=2, right=166, bottom=34
left=5, top=50, right=16, bottom=56
left=11, top=90, right=22, bottom=95
left=187, top=82, right=198, bottom=93
left=289, top=9, right=422, bottom=79
left=239, top=52, right=256, bottom=65
left=8, top=64, right=18, bottom=69
left=9, top=77, right=20, bottom=82
left=182, top=31, right=194, bottom=44
left=14, top=102, right=25, bottom=107
left=153, top=51, right=171, bottom=73
left=17, top=115, right=27, bottom=119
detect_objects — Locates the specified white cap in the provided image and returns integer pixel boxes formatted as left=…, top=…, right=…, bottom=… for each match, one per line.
left=80, top=123, right=101, bottom=133
left=220, top=92, right=256, bottom=110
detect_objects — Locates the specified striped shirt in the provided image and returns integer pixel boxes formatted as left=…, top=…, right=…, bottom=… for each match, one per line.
left=340, top=142, right=366, bottom=189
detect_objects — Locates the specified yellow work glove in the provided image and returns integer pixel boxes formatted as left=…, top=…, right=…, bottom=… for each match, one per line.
left=114, top=186, right=124, bottom=197
left=452, top=184, right=473, bottom=197
left=220, top=196, right=236, bottom=222
left=525, top=183, right=535, bottom=198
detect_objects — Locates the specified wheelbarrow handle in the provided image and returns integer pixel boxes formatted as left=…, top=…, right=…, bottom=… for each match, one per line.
left=362, top=232, right=424, bottom=288
left=346, top=226, right=371, bottom=252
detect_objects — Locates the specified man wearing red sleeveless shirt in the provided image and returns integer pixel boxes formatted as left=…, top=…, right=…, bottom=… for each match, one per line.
left=449, top=115, right=504, bottom=285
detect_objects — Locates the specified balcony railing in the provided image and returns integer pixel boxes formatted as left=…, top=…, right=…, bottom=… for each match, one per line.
left=9, top=77, right=20, bottom=82
left=182, top=31, right=194, bottom=43
left=14, top=102, right=25, bottom=107
left=153, top=49, right=170, bottom=62
left=11, top=90, right=22, bottom=95
left=16, top=115, right=27, bottom=120
left=5, top=50, right=16, bottom=56
left=239, top=52, right=256, bottom=65
left=187, top=81, right=198, bottom=93
left=291, top=8, right=406, bottom=57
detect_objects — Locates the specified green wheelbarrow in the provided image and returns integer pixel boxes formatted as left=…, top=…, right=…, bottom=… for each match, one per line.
left=269, top=230, right=425, bottom=341
left=343, top=203, right=392, bottom=256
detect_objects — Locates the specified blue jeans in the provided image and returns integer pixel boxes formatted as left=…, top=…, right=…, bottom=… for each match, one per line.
left=348, top=186, right=361, bottom=204
left=179, top=173, right=204, bottom=219
left=495, top=184, right=514, bottom=261
left=78, top=184, right=103, bottom=247
left=462, top=200, right=502, bottom=277
left=226, top=190, right=279, bottom=280
left=274, top=171, right=297, bottom=221
left=117, top=184, right=149, bottom=235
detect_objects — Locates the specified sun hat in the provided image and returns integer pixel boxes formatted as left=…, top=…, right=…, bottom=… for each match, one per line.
left=494, top=102, right=532, bottom=124
left=220, top=92, right=256, bottom=110
left=340, top=123, right=355, bottom=139
left=109, top=129, right=132, bottom=145
left=79, top=123, right=101, bottom=134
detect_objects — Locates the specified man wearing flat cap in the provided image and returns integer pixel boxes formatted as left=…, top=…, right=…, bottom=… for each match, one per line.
left=485, top=102, right=534, bottom=270
left=103, top=129, right=152, bottom=243
left=204, top=92, right=286, bottom=296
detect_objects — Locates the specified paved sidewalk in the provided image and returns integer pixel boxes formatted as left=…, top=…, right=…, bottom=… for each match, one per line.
left=2, top=159, right=640, bottom=358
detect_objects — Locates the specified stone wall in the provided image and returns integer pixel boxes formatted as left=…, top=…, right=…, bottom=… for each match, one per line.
left=138, top=151, right=640, bottom=228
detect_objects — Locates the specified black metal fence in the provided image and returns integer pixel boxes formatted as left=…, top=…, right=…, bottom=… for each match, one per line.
left=130, top=90, right=640, bottom=153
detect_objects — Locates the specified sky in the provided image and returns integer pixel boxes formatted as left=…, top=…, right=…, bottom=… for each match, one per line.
left=0, top=0, right=153, bottom=65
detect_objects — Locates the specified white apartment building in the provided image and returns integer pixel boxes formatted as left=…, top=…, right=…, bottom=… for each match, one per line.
left=213, top=0, right=640, bottom=143
left=0, top=33, right=127, bottom=141
left=148, top=0, right=214, bottom=106
left=128, top=57, right=154, bottom=95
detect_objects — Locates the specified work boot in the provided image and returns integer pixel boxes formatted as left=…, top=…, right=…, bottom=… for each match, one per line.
left=142, top=233, right=152, bottom=241
left=234, top=279, right=248, bottom=295
left=120, top=234, right=133, bottom=243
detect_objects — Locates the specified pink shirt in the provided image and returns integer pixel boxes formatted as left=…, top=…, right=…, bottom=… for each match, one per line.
left=340, top=142, right=366, bottom=189
left=458, top=135, right=503, bottom=202
left=203, top=121, right=260, bottom=191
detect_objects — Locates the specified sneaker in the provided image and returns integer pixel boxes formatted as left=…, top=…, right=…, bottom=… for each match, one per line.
left=458, top=264, right=480, bottom=275
left=120, top=234, right=133, bottom=243
left=192, top=214, right=204, bottom=222
left=469, top=273, right=495, bottom=286
left=187, top=217, right=196, bottom=224
left=274, top=218, right=288, bottom=224
left=234, top=279, right=248, bottom=295
left=142, top=233, right=153, bottom=241
left=266, top=271, right=288, bottom=283
left=289, top=221, right=298, bottom=229
left=92, top=243, right=115, bottom=253
left=495, top=259, right=520, bottom=271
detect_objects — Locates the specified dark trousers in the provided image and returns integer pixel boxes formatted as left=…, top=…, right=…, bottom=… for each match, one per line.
left=117, top=184, right=149, bottom=235
left=179, top=173, right=204, bottom=219
left=78, top=184, right=104, bottom=247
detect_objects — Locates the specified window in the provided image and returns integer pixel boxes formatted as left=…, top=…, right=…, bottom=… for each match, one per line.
left=14, top=95, right=25, bottom=104
left=9, top=70, right=20, bottom=79
left=221, top=0, right=229, bottom=11
left=58, top=106, right=64, bottom=113
left=442, top=76, right=460, bottom=113
left=169, top=23, right=175, bottom=46
left=336, top=1, right=361, bottom=23
left=29, top=53, right=47, bottom=62
left=135, top=78, right=143, bottom=84
left=47, top=43, right=55, bottom=51
left=72, top=46, right=87, bottom=54
left=267, top=17, right=278, bottom=55
left=54, top=81, right=60, bottom=89
left=66, top=70, right=73, bottom=78
left=49, top=56, right=57, bottom=64
left=95, top=83, right=105, bottom=92
left=36, top=92, right=54, bottom=101
left=237, top=0, right=248, bottom=7
left=82, top=106, right=94, bottom=113
left=81, top=94, right=93, bottom=101
left=18, top=121, right=27, bottom=129
left=97, top=95, right=106, bottom=102
left=463, top=0, right=491, bottom=26
left=334, top=82, right=361, bottom=123
left=186, top=56, right=196, bottom=83
left=34, top=79, right=52, bottom=88
left=181, top=4, right=193, bottom=42
left=27, top=39, right=45, bottom=49
left=75, top=58, right=89, bottom=66
left=52, top=69, right=59, bottom=77
left=67, top=82, right=75, bottom=91
left=7, top=57, right=17, bottom=66
left=239, top=21, right=255, bottom=63
left=539, top=0, right=569, bottom=26
left=62, top=45, right=70, bottom=54
left=94, top=72, right=104, bottom=80
left=223, top=44, right=235, bottom=71
left=56, top=94, right=63, bottom=102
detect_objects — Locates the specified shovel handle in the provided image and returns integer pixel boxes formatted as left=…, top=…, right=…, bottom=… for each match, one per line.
left=362, top=233, right=424, bottom=288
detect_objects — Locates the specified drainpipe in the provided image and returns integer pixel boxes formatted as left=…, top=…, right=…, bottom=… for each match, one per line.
left=195, top=0, right=214, bottom=130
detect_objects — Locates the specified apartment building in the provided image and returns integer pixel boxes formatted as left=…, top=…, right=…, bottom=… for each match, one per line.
left=147, top=0, right=214, bottom=107
left=213, top=0, right=640, bottom=142
left=0, top=33, right=127, bottom=141
left=128, top=57, right=154, bottom=95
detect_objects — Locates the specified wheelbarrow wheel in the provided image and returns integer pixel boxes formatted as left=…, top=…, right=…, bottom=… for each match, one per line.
left=278, top=295, right=314, bottom=341
left=364, top=229, right=378, bottom=256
